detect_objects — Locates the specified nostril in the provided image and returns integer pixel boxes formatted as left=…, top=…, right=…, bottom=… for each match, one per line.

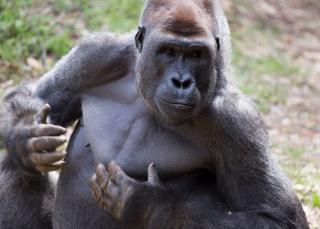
left=171, top=78, right=182, bottom=89
left=182, top=79, right=192, bottom=89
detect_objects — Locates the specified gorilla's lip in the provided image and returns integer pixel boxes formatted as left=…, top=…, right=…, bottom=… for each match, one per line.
left=159, top=97, right=195, bottom=109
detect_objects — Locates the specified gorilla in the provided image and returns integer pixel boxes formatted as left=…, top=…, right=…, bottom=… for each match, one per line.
left=0, top=0, right=309, bottom=228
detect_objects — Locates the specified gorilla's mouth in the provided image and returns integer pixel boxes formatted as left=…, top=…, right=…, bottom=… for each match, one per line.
left=159, top=97, right=195, bottom=110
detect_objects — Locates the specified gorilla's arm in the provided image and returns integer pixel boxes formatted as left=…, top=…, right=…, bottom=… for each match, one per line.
left=206, top=92, right=308, bottom=228
left=0, top=32, right=135, bottom=173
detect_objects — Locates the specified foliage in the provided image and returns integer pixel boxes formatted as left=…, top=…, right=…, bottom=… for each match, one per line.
left=0, top=0, right=144, bottom=63
left=0, top=0, right=73, bottom=61
left=84, top=0, right=144, bottom=32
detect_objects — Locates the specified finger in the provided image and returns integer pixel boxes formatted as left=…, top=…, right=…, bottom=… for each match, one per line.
left=27, top=136, right=66, bottom=152
left=31, top=124, right=67, bottom=137
left=34, top=104, right=51, bottom=124
left=91, top=176, right=111, bottom=210
left=105, top=185, right=122, bottom=219
left=91, top=175, right=101, bottom=196
left=148, top=163, right=161, bottom=185
left=30, top=151, right=66, bottom=165
left=104, top=184, right=119, bottom=199
left=95, top=164, right=120, bottom=204
left=91, top=176, right=103, bottom=200
left=107, top=161, right=126, bottom=184
left=34, top=161, right=65, bottom=172
left=96, top=163, right=110, bottom=191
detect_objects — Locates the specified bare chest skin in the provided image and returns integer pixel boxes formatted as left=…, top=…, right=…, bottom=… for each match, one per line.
left=81, top=74, right=212, bottom=177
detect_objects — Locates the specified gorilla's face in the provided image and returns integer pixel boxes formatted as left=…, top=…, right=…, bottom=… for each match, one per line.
left=136, top=30, right=217, bottom=124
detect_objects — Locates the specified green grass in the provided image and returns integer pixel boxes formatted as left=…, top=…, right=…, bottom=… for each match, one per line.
left=312, top=192, right=320, bottom=208
left=231, top=28, right=301, bottom=112
left=84, top=0, right=144, bottom=32
left=0, top=0, right=73, bottom=61
left=0, top=0, right=144, bottom=82
left=50, top=0, right=144, bottom=32
left=0, top=0, right=144, bottom=63
left=286, top=147, right=305, bottom=160
left=282, top=160, right=320, bottom=209
left=0, top=0, right=144, bottom=57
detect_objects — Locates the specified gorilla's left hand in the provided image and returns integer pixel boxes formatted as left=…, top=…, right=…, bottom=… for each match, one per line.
left=91, top=161, right=165, bottom=225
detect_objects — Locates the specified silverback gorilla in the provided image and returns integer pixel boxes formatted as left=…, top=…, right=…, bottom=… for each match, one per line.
left=0, top=0, right=309, bottom=228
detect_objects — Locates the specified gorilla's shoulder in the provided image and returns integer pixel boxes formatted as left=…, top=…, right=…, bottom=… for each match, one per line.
left=211, top=88, right=268, bottom=144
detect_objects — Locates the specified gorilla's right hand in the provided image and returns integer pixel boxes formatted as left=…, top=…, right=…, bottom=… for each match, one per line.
left=6, top=104, right=67, bottom=174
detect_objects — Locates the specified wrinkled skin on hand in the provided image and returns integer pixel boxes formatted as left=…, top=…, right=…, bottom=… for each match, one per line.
left=91, top=162, right=165, bottom=225
left=6, top=104, right=67, bottom=174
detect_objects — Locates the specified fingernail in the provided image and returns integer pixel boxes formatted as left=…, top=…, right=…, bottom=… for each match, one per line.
left=97, top=163, right=105, bottom=170
left=59, top=136, right=67, bottom=142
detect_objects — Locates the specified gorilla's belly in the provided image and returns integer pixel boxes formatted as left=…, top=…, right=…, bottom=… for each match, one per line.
left=81, top=76, right=211, bottom=177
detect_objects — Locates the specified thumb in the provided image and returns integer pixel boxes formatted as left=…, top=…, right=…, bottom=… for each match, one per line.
left=147, top=163, right=161, bottom=185
left=34, top=104, right=51, bottom=124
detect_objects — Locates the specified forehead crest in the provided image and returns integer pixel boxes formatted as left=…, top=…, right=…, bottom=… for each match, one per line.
left=163, top=3, right=206, bottom=36
left=143, top=0, right=212, bottom=36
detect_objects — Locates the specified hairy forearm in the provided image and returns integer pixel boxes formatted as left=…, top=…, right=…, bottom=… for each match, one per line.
left=0, top=90, right=54, bottom=226
left=209, top=95, right=308, bottom=229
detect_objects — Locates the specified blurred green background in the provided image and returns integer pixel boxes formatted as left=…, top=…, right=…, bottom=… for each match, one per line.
left=0, top=0, right=319, bottom=227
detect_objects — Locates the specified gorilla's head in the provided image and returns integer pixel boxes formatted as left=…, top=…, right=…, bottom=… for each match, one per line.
left=135, top=0, right=230, bottom=124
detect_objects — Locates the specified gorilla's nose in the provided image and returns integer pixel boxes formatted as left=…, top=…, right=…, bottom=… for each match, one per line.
left=170, top=76, right=194, bottom=90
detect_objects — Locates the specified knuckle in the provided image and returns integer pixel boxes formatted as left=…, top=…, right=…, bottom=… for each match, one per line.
left=26, top=138, right=36, bottom=151
left=104, top=180, right=113, bottom=194
left=33, top=125, right=44, bottom=136
left=101, top=180, right=109, bottom=192
left=111, top=170, right=122, bottom=182
left=30, top=153, right=39, bottom=162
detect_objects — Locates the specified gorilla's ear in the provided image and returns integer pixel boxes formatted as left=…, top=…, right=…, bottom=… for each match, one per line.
left=135, top=26, right=146, bottom=53
left=215, top=37, right=220, bottom=52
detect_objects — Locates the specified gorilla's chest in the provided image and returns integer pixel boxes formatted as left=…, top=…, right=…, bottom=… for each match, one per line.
left=81, top=76, right=211, bottom=177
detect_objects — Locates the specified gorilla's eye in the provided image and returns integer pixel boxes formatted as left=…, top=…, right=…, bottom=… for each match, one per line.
left=189, top=50, right=203, bottom=59
left=160, top=47, right=176, bottom=57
